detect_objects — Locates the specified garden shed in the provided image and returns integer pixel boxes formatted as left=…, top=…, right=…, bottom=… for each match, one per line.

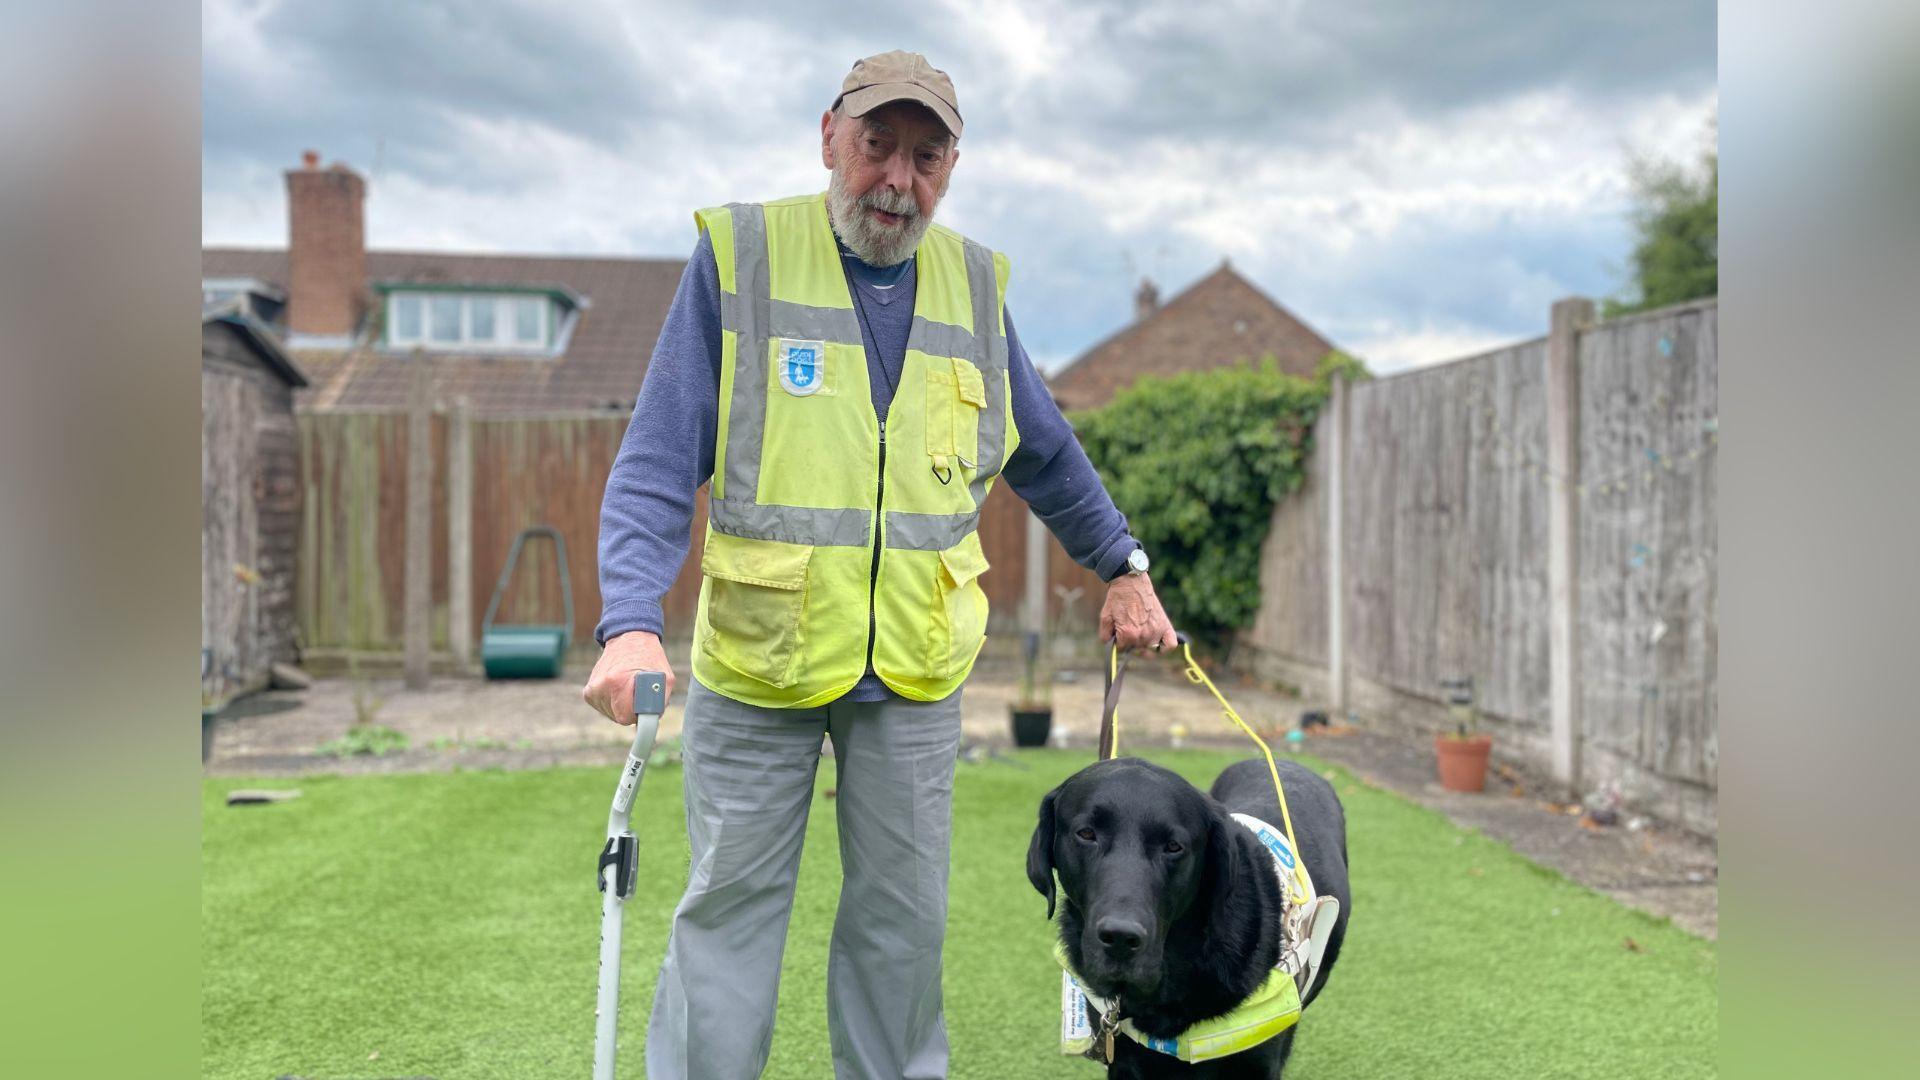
left=203, top=301, right=308, bottom=707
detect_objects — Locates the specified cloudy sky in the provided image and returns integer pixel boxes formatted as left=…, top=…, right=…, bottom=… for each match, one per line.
left=202, top=0, right=1716, bottom=373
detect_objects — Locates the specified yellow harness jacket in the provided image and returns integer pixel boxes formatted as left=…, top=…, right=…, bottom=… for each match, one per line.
left=689, top=193, right=1019, bottom=708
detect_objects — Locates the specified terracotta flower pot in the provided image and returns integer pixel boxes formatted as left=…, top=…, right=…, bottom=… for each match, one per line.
left=1010, top=706, right=1053, bottom=748
left=1434, top=734, right=1493, bottom=793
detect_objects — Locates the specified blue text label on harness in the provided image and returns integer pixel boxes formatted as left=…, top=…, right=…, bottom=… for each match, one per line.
left=1250, top=823, right=1296, bottom=869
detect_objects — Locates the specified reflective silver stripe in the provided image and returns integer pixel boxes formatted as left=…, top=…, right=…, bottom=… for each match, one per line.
left=718, top=287, right=749, bottom=335
left=722, top=202, right=769, bottom=506
left=905, top=314, right=975, bottom=360
left=722, top=294, right=863, bottom=346
left=885, top=509, right=981, bottom=551
left=711, top=499, right=871, bottom=548
left=772, top=299, right=861, bottom=344
left=962, top=240, right=1008, bottom=509
left=960, top=242, right=1008, bottom=379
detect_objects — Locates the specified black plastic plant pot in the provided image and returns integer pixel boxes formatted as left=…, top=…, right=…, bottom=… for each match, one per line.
left=1010, top=706, right=1053, bottom=748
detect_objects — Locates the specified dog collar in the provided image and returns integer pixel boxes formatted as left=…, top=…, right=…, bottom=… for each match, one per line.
left=1058, top=941, right=1302, bottom=1065
left=1056, top=814, right=1339, bottom=1065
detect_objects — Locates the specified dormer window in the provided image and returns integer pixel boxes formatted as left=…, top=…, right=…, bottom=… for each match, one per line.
left=380, top=285, right=577, bottom=355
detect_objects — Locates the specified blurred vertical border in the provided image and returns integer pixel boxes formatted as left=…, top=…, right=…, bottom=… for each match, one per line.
left=0, top=1, right=202, bottom=1075
left=1723, top=0, right=1920, bottom=1076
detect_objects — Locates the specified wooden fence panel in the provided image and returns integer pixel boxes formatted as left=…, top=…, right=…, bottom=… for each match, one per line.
left=1244, top=299, right=1717, bottom=819
left=468, top=416, right=629, bottom=648
left=1576, top=303, right=1718, bottom=788
left=298, top=412, right=417, bottom=651
left=1340, top=339, right=1553, bottom=730
left=299, top=411, right=626, bottom=653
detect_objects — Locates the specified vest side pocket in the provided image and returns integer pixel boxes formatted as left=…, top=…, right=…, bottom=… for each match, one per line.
left=930, top=533, right=991, bottom=678
left=925, top=365, right=958, bottom=459
left=926, top=359, right=987, bottom=471
left=951, top=358, right=987, bottom=468
left=698, top=532, right=812, bottom=688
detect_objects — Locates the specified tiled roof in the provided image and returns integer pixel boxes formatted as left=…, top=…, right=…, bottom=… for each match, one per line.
left=1046, top=262, right=1336, bottom=412
left=200, top=248, right=687, bottom=414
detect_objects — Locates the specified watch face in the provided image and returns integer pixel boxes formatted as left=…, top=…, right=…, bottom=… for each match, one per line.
left=1128, top=549, right=1150, bottom=573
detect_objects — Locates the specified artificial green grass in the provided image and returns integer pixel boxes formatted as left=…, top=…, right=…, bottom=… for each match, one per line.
left=203, top=751, right=1716, bottom=1077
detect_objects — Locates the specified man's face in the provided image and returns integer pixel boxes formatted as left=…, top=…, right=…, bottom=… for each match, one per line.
left=821, top=101, right=958, bottom=266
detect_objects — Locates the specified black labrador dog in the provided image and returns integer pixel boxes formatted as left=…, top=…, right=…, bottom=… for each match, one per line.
left=1028, top=757, right=1351, bottom=1078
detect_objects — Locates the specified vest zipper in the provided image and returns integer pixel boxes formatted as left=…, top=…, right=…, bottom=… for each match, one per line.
left=865, top=418, right=887, bottom=673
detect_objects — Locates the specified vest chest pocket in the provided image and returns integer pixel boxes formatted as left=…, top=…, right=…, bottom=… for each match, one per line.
left=930, top=533, right=991, bottom=679
left=926, top=357, right=988, bottom=474
left=699, top=532, right=812, bottom=688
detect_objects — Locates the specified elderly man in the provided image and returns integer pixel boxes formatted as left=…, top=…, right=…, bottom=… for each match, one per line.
left=583, top=50, right=1175, bottom=1079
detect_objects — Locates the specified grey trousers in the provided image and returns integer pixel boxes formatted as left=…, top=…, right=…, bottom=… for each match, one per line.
left=645, top=675, right=963, bottom=1080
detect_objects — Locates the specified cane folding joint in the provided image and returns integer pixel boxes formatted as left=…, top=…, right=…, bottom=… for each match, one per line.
left=597, top=834, right=638, bottom=899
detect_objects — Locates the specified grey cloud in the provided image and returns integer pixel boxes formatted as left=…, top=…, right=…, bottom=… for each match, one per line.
left=206, top=0, right=691, bottom=189
left=203, top=1, right=975, bottom=191
left=942, top=0, right=1714, bottom=146
left=214, top=2, right=655, bottom=132
left=202, top=1, right=1715, bottom=371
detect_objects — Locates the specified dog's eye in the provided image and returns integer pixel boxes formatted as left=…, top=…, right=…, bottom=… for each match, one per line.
left=1075, top=827, right=1097, bottom=842
left=1163, top=841, right=1185, bottom=855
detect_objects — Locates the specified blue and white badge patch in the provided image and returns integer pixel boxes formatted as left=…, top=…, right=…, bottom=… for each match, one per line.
left=778, top=339, right=826, bottom=397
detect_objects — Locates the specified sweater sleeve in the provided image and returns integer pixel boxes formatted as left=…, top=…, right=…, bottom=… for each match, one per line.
left=999, top=308, right=1142, bottom=582
left=593, top=232, right=722, bottom=644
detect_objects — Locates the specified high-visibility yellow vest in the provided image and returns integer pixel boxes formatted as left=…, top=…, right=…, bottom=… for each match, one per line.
left=688, top=192, right=1019, bottom=708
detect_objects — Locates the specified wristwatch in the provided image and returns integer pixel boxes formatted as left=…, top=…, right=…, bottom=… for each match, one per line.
left=1124, top=547, right=1150, bottom=576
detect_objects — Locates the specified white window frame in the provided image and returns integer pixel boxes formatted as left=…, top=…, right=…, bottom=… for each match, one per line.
left=509, top=294, right=549, bottom=346
left=386, top=291, right=555, bottom=354
left=389, top=293, right=425, bottom=343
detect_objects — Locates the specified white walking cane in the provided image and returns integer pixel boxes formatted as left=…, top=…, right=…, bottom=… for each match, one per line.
left=593, top=671, right=667, bottom=1080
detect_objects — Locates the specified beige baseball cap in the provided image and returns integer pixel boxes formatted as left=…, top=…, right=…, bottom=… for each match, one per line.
left=834, top=50, right=963, bottom=138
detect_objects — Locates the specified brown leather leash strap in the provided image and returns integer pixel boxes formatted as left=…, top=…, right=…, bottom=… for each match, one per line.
left=1098, top=643, right=1130, bottom=761
left=1098, top=632, right=1190, bottom=762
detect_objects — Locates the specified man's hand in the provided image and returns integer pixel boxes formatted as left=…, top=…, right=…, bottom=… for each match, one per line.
left=583, top=630, right=676, bottom=726
left=1099, top=573, right=1178, bottom=653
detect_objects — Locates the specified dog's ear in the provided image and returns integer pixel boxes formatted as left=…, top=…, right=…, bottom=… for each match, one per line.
left=1206, top=804, right=1239, bottom=919
left=1027, top=787, right=1059, bottom=920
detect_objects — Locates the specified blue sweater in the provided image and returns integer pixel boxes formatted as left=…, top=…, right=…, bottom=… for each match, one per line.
left=596, top=229, right=1137, bottom=702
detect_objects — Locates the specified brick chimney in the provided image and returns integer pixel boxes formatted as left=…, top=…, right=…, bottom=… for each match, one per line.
left=1134, top=277, right=1160, bottom=322
left=285, top=150, right=367, bottom=336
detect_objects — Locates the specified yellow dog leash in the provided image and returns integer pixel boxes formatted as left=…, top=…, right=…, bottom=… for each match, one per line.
left=1099, top=633, right=1310, bottom=905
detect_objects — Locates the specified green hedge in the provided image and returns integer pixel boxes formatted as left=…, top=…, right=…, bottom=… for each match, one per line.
left=1071, top=352, right=1366, bottom=649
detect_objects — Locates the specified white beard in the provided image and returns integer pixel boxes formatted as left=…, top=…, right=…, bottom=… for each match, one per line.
left=827, top=165, right=938, bottom=267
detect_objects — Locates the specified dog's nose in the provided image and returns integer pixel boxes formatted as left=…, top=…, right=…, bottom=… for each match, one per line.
left=1096, top=917, right=1147, bottom=956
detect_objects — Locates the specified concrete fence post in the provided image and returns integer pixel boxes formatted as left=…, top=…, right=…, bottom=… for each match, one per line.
left=1546, top=297, right=1594, bottom=791
left=1023, top=507, right=1048, bottom=636
left=447, top=396, right=474, bottom=671
left=403, top=353, right=433, bottom=690
left=1326, top=373, right=1349, bottom=713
